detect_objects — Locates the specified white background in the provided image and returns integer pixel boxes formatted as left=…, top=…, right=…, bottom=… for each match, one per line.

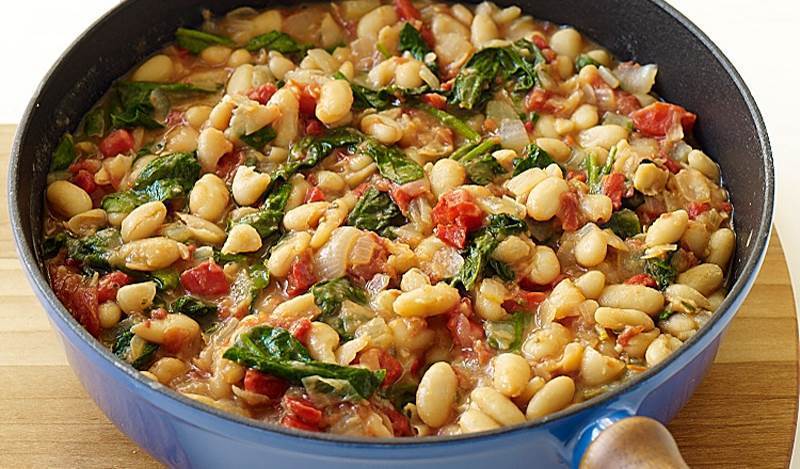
left=1, top=0, right=798, bottom=463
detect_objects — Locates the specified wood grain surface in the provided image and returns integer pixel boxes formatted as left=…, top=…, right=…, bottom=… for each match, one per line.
left=0, top=124, right=795, bottom=468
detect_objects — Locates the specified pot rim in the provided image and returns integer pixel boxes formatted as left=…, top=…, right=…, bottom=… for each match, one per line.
left=8, top=0, right=774, bottom=448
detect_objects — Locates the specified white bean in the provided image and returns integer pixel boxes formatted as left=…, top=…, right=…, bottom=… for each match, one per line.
left=676, top=263, right=724, bottom=296
left=574, top=225, right=608, bottom=267
left=417, top=362, right=458, bottom=427
left=98, top=301, right=122, bottom=329
left=645, top=210, right=689, bottom=247
left=594, top=307, right=654, bottom=330
left=116, top=281, right=157, bottom=314
left=471, top=386, right=525, bottom=426
left=222, top=224, right=262, bottom=254
left=549, top=28, right=582, bottom=58
left=132, top=54, right=173, bottom=82
left=430, top=159, right=467, bottom=198
left=527, top=246, right=561, bottom=285
left=357, top=5, right=398, bottom=40
left=46, top=181, right=92, bottom=218
left=580, top=346, right=625, bottom=385
left=190, top=174, right=230, bottom=222
left=706, top=228, right=735, bottom=269
left=597, top=284, right=664, bottom=315
left=316, top=79, right=353, bottom=125
left=574, top=271, right=606, bottom=299
left=526, top=177, right=568, bottom=221
left=393, top=283, right=461, bottom=318
left=577, top=125, right=628, bottom=149
left=459, top=409, right=500, bottom=433
left=121, top=201, right=167, bottom=242
left=471, top=13, right=499, bottom=47
left=493, top=353, right=531, bottom=397
left=197, top=128, right=233, bottom=173
left=645, top=334, right=682, bottom=366
left=232, top=166, right=270, bottom=206
left=526, top=376, right=575, bottom=419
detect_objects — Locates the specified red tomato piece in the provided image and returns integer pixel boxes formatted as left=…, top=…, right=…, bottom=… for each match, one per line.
left=214, top=151, right=245, bottom=182
left=617, top=325, right=646, bottom=347
left=281, top=415, right=320, bottom=432
left=602, top=172, right=626, bottom=210
left=247, top=83, right=278, bottom=105
left=524, top=120, right=535, bottom=133
left=289, top=318, right=313, bottom=345
left=630, top=102, right=697, bottom=137
left=305, top=118, right=325, bottom=137
left=447, top=312, right=485, bottom=349
left=557, top=191, right=581, bottom=231
left=502, top=291, right=546, bottom=312
left=687, top=201, right=711, bottom=219
left=662, top=158, right=682, bottom=174
left=435, top=223, right=468, bottom=249
left=615, top=91, right=642, bottom=116
left=151, top=307, right=168, bottom=320
left=432, top=190, right=484, bottom=231
left=718, top=201, right=733, bottom=213
left=180, top=261, right=230, bottom=297
left=379, top=403, right=413, bottom=436
left=421, top=93, right=447, bottom=110
left=378, top=350, right=403, bottom=388
left=532, top=35, right=548, bottom=50
left=395, top=0, right=421, bottom=19
left=524, top=87, right=554, bottom=113
left=97, top=271, right=132, bottom=303
left=298, top=92, right=317, bottom=116
left=624, top=274, right=657, bottom=288
left=283, top=396, right=323, bottom=426
left=99, top=129, right=134, bottom=158
left=287, top=252, right=317, bottom=297
left=68, top=158, right=101, bottom=175
left=567, top=170, right=587, bottom=182
left=48, top=263, right=100, bottom=337
left=304, top=186, right=326, bottom=203
left=244, top=369, right=290, bottom=398
left=72, top=169, right=97, bottom=194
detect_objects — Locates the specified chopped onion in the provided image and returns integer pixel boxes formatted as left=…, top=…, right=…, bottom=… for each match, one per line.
left=365, top=274, right=390, bottom=296
left=598, top=66, right=620, bottom=88
left=314, top=226, right=360, bottom=280
left=487, top=100, right=530, bottom=152
left=349, top=233, right=376, bottom=266
left=614, top=63, right=658, bottom=95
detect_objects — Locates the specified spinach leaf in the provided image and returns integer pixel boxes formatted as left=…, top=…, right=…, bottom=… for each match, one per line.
left=383, top=381, right=418, bottom=410
left=604, top=209, right=641, bottom=239
left=170, top=295, right=218, bottom=318
left=150, top=269, right=180, bottom=291
left=584, top=149, right=615, bottom=194
left=311, top=277, right=370, bottom=339
left=657, top=310, right=675, bottom=321
left=43, top=233, right=68, bottom=259
left=110, top=81, right=218, bottom=129
left=50, top=133, right=76, bottom=171
left=450, top=39, right=544, bottom=110
left=360, top=139, right=424, bottom=185
left=484, top=311, right=530, bottom=351
left=399, top=22, right=438, bottom=76
left=575, top=54, right=601, bottom=71
left=66, top=228, right=122, bottom=270
left=487, top=258, right=515, bottom=282
left=82, top=108, right=106, bottom=138
left=415, top=103, right=480, bottom=141
left=133, top=152, right=200, bottom=191
left=235, top=183, right=291, bottom=246
left=176, top=27, right=234, bottom=54
left=451, top=139, right=504, bottom=185
left=275, top=129, right=363, bottom=183
left=302, top=376, right=363, bottom=406
left=101, top=191, right=149, bottom=214
left=112, top=318, right=159, bottom=370
left=333, top=71, right=393, bottom=110
left=223, top=326, right=385, bottom=398
left=451, top=214, right=527, bottom=291
left=512, top=143, right=556, bottom=176
left=245, top=31, right=309, bottom=54
left=248, top=261, right=271, bottom=302
left=240, top=126, right=277, bottom=150
left=347, top=187, right=406, bottom=235
left=645, top=256, right=676, bottom=290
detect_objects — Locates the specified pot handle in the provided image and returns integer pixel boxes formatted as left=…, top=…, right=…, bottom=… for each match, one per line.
left=579, top=416, right=688, bottom=469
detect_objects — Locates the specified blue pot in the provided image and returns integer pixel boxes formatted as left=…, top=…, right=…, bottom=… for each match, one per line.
left=9, top=0, right=773, bottom=467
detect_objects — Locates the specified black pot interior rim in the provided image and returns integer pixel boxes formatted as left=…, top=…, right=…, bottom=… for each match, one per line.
left=8, top=0, right=774, bottom=449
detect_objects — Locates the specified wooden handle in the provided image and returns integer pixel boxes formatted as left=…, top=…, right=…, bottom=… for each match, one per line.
left=580, top=416, right=689, bottom=469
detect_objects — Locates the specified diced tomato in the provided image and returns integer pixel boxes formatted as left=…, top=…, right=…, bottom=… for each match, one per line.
left=289, top=318, right=313, bottom=346
left=447, top=312, right=485, bottom=349
left=352, top=182, right=371, bottom=198
left=287, top=252, right=317, bottom=297
left=281, top=415, right=320, bottom=432
left=687, top=201, right=711, bottom=219
left=532, top=35, right=548, bottom=50
left=97, top=271, right=132, bottom=303
left=602, top=172, right=626, bottom=210
left=662, top=158, right=682, bottom=174
left=305, top=118, right=325, bottom=137
left=395, top=0, right=421, bottom=19
left=524, top=87, right=554, bottom=113
left=165, top=110, right=184, bottom=127
left=348, top=233, right=389, bottom=282
left=298, top=92, right=317, bottom=116
left=151, top=307, right=168, bottom=320
left=244, top=369, right=290, bottom=398
left=68, top=158, right=101, bottom=175
left=283, top=396, right=323, bottom=427
left=615, top=91, right=641, bottom=116
left=99, top=129, right=134, bottom=158
left=524, top=120, right=535, bottom=133
left=378, top=350, right=403, bottom=388
left=503, top=291, right=546, bottom=312
left=304, top=186, right=326, bottom=203
left=72, top=169, right=97, bottom=194
left=247, top=83, right=278, bottom=105
left=557, top=191, right=581, bottom=231
left=440, top=79, right=454, bottom=92
left=719, top=201, right=733, bottom=213
left=421, top=93, right=447, bottom=110
left=617, top=325, right=646, bottom=347
left=214, top=150, right=245, bottom=182
left=379, top=403, right=413, bottom=437
left=542, top=48, right=557, bottom=63
left=567, top=170, right=587, bottom=182
left=624, top=273, right=657, bottom=288
left=436, top=223, right=468, bottom=249
left=432, top=190, right=485, bottom=231
left=48, top=263, right=100, bottom=337
left=180, top=261, right=229, bottom=297
left=630, top=102, right=697, bottom=137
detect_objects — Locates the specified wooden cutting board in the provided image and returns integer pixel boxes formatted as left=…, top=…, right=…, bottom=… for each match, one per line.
left=0, top=124, right=795, bottom=468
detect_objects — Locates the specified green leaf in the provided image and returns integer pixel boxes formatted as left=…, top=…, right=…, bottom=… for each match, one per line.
left=399, top=22, right=438, bottom=76
left=485, top=311, right=530, bottom=351
left=66, top=228, right=123, bottom=270
left=100, top=191, right=148, bottom=214
left=311, top=277, right=369, bottom=339
left=451, top=139, right=504, bottom=185
left=415, top=103, right=480, bottom=141
left=82, top=108, right=106, bottom=138
left=235, top=183, right=291, bottom=244
left=43, top=233, right=68, bottom=259
left=150, top=269, right=180, bottom=292
left=302, top=376, right=364, bottom=406
left=176, top=27, right=234, bottom=54
left=112, top=318, right=158, bottom=370
left=487, top=258, right=515, bottom=282
left=240, top=126, right=277, bottom=150
left=170, top=295, right=218, bottom=318
left=657, top=310, right=675, bottom=321
left=275, top=128, right=363, bottom=183
left=575, top=54, right=601, bottom=71
left=223, top=326, right=385, bottom=398
left=335, top=72, right=393, bottom=110
left=110, top=81, right=218, bottom=129
left=360, top=139, right=424, bottom=185
left=512, top=143, right=556, bottom=176
left=645, top=256, right=677, bottom=290
left=50, top=133, right=76, bottom=171
left=347, top=187, right=406, bottom=234
left=245, top=31, right=309, bottom=54
left=248, top=261, right=271, bottom=302
left=584, top=149, right=616, bottom=194
left=133, top=152, right=200, bottom=192
left=604, top=209, right=641, bottom=239
left=451, top=214, right=527, bottom=291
